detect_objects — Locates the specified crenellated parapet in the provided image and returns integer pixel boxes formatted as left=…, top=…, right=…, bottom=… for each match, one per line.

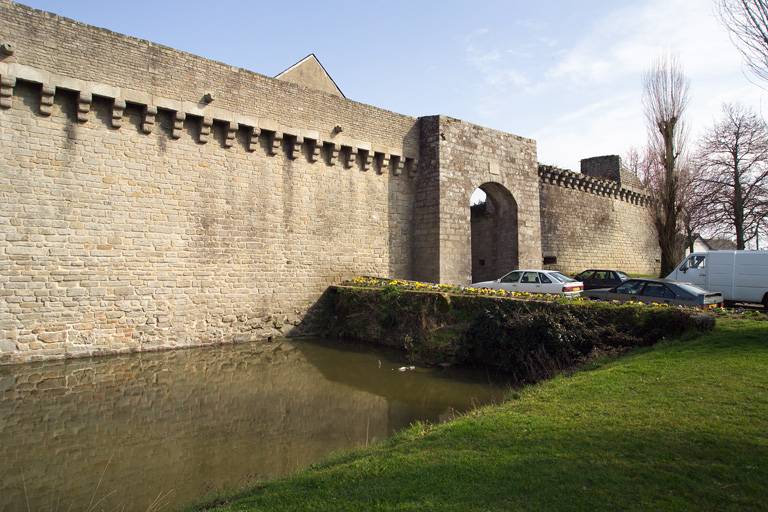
left=538, top=164, right=650, bottom=206
left=0, top=0, right=664, bottom=363
left=0, top=62, right=420, bottom=176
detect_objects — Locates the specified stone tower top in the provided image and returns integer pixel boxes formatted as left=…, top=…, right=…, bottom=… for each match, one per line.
left=581, top=154, right=645, bottom=194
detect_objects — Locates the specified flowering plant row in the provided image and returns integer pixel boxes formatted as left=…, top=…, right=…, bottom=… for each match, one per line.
left=340, top=277, right=762, bottom=316
left=342, top=276, right=546, bottom=299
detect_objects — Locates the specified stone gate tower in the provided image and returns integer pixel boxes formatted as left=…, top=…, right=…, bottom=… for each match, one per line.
left=415, top=116, right=542, bottom=286
left=0, top=1, right=656, bottom=363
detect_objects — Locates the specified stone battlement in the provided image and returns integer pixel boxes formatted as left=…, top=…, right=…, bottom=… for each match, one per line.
left=0, top=1, right=658, bottom=364
left=538, top=164, right=649, bottom=206
left=0, top=1, right=420, bottom=157
left=0, top=64, right=419, bottom=175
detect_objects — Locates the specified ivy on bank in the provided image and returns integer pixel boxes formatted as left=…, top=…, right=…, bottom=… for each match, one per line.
left=325, top=277, right=722, bottom=384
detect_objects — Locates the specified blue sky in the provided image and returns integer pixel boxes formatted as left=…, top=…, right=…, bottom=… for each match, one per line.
left=15, top=0, right=765, bottom=172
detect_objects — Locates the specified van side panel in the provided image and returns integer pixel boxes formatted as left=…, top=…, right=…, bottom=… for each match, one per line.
left=734, top=252, right=768, bottom=303
left=707, top=251, right=735, bottom=300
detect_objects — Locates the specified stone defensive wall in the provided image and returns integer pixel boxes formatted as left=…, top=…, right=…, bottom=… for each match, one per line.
left=0, top=1, right=422, bottom=363
left=538, top=161, right=660, bottom=275
left=0, top=3, right=420, bottom=159
left=0, top=2, right=659, bottom=364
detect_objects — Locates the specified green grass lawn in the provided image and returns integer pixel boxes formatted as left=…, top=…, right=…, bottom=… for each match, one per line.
left=184, top=317, right=768, bottom=512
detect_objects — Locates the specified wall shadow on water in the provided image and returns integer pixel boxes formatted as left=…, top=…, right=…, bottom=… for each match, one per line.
left=0, top=337, right=507, bottom=512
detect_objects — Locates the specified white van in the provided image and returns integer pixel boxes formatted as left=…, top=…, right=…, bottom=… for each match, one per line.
left=667, top=250, right=768, bottom=309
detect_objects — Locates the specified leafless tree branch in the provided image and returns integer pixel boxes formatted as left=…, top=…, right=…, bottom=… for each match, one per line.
left=640, top=53, right=692, bottom=276
left=695, top=102, right=768, bottom=249
left=717, top=0, right=768, bottom=86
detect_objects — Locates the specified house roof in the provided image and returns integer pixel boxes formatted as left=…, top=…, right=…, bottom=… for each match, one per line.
left=275, top=54, right=345, bottom=98
left=705, top=237, right=737, bottom=250
left=688, top=235, right=738, bottom=251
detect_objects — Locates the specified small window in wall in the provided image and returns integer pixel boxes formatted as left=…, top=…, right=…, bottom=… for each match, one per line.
left=479, top=259, right=485, bottom=266
left=543, top=256, right=557, bottom=265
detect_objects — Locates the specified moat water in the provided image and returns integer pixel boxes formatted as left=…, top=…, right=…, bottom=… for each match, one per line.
left=0, top=338, right=509, bottom=511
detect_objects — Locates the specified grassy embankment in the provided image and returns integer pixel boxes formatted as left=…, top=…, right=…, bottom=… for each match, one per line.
left=184, top=314, right=768, bottom=512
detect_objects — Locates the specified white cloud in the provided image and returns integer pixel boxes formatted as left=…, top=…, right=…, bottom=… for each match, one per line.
left=545, top=0, right=728, bottom=86
left=552, top=93, right=638, bottom=127
left=461, top=0, right=766, bottom=170
left=533, top=92, right=645, bottom=171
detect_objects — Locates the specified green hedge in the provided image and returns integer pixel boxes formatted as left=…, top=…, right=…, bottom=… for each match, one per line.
left=322, top=286, right=715, bottom=384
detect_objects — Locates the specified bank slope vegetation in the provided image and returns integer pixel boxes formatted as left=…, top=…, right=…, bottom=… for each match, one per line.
left=178, top=281, right=767, bottom=511
left=321, top=279, right=715, bottom=384
left=185, top=315, right=768, bottom=511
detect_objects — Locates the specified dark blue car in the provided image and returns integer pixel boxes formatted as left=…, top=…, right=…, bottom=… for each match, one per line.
left=574, top=269, right=631, bottom=290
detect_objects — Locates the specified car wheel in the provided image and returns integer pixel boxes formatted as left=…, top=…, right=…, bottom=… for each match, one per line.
left=763, top=293, right=768, bottom=312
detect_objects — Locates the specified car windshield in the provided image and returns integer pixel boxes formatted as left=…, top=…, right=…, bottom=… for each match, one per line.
left=548, top=272, right=574, bottom=283
left=617, top=271, right=630, bottom=280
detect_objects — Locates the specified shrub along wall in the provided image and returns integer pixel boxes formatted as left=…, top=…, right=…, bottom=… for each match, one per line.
left=323, top=286, right=715, bottom=384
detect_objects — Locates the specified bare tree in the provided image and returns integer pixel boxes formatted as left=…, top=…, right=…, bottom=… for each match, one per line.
left=624, top=145, right=654, bottom=182
left=641, top=53, right=692, bottom=276
left=716, top=0, right=768, bottom=85
left=626, top=144, right=704, bottom=256
left=683, top=166, right=716, bottom=250
left=695, top=102, right=768, bottom=249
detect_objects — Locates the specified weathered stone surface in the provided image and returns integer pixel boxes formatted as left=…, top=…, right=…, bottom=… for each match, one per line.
left=538, top=163, right=659, bottom=275
left=417, top=116, right=541, bottom=286
left=0, top=2, right=658, bottom=364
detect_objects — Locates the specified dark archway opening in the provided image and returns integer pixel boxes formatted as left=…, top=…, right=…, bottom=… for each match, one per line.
left=470, top=183, right=519, bottom=283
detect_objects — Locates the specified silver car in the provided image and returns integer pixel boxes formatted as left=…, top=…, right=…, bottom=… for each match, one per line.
left=585, top=278, right=723, bottom=308
left=471, top=270, right=584, bottom=298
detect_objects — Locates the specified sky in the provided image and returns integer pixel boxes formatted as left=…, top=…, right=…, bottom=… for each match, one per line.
left=12, top=0, right=766, bottom=173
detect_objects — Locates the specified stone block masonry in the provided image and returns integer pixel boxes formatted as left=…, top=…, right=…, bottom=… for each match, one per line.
left=0, top=2, right=420, bottom=156
left=0, top=71, right=421, bottom=363
left=417, top=116, right=541, bottom=286
left=0, top=77, right=416, bottom=363
left=0, top=1, right=660, bottom=363
left=0, top=0, right=428, bottom=366
left=539, top=165, right=659, bottom=275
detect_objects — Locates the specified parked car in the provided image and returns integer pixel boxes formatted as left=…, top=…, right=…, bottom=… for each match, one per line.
left=574, top=269, right=631, bottom=290
left=471, top=270, right=584, bottom=298
left=585, top=277, right=723, bottom=308
left=666, top=250, right=768, bottom=309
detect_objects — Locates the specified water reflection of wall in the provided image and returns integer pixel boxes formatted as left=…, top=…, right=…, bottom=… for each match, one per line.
left=0, top=341, right=392, bottom=512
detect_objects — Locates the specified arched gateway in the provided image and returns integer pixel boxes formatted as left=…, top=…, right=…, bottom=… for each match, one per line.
left=471, top=183, right=519, bottom=283
left=412, top=116, right=542, bottom=287
left=0, top=3, right=656, bottom=364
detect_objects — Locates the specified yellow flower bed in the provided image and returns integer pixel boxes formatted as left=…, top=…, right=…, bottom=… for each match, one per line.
left=344, top=277, right=591, bottom=304
left=341, top=277, right=760, bottom=315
